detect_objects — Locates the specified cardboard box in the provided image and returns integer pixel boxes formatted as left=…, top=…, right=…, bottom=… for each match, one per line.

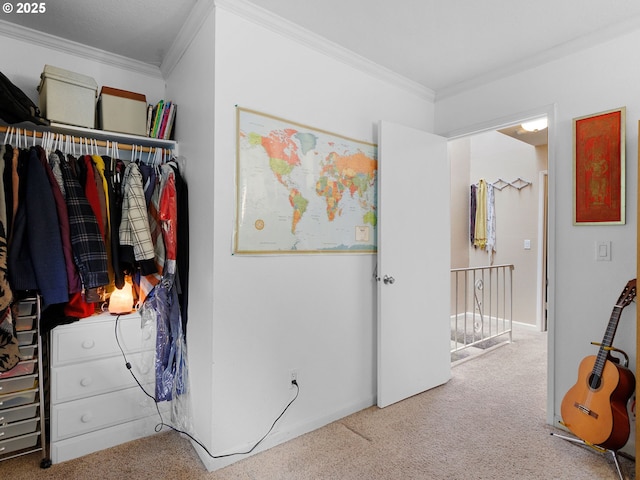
left=37, top=65, right=97, bottom=128
left=98, top=86, right=147, bottom=136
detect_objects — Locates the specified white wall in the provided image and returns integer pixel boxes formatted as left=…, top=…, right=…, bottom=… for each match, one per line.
left=167, top=5, right=435, bottom=470
left=0, top=33, right=166, bottom=109
left=436, top=30, right=638, bottom=453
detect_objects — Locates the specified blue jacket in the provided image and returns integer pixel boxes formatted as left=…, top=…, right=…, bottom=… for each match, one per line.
left=8, top=147, right=68, bottom=307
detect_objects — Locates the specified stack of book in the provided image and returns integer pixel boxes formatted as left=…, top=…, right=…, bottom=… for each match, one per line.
left=147, top=100, right=177, bottom=139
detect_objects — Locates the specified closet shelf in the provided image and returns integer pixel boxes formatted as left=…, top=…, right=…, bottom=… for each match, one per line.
left=1, top=121, right=176, bottom=151
left=48, top=123, right=176, bottom=149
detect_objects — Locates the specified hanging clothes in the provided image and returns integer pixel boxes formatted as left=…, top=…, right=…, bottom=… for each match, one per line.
left=469, top=184, right=477, bottom=245
left=169, top=160, right=189, bottom=334
left=2, top=145, right=13, bottom=240
left=43, top=150, right=81, bottom=295
left=91, top=155, right=114, bottom=286
left=139, top=170, right=165, bottom=301
left=106, top=156, right=126, bottom=289
left=59, top=154, right=109, bottom=293
left=119, top=162, right=156, bottom=277
left=0, top=130, right=188, bottom=354
left=8, top=147, right=69, bottom=308
left=473, top=179, right=487, bottom=250
left=486, top=182, right=496, bottom=263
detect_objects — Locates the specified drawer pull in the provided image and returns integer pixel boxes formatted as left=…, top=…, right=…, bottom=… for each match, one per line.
left=0, top=431, right=4, bottom=437
left=81, top=339, right=96, bottom=349
left=81, top=413, right=93, bottom=423
left=80, top=377, right=93, bottom=387
left=0, top=447, right=5, bottom=452
left=0, top=417, right=4, bottom=423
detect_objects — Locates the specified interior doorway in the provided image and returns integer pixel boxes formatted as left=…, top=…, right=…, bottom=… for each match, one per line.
left=449, top=117, right=549, bottom=331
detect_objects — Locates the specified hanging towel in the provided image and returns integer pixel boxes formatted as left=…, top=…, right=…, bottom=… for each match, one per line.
left=486, top=182, right=496, bottom=263
left=473, top=179, right=487, bottom=249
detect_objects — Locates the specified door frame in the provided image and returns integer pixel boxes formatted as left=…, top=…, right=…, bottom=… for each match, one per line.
left=442, top=104, right=557, bottom=426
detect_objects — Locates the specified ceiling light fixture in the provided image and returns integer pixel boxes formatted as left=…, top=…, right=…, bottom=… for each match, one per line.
left=521, top=118, right=548, bottom=132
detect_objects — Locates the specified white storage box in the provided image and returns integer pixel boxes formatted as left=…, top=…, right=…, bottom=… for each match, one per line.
left=37, top=65, right=97, bottom=128
left=98, top=86, right=147, bottom=136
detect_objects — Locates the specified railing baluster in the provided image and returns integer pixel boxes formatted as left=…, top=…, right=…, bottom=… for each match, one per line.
left=450, top=264, right=514, bottom=356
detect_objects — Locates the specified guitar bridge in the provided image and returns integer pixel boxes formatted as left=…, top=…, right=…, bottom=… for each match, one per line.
left=574, top=402, right=599, bottom=419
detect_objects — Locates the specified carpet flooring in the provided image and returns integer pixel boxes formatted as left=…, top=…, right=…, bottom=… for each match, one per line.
left=1, top=325, right=635, bottom=479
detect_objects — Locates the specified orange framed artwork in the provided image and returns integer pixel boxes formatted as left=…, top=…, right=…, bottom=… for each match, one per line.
left=573, top=107, right=626, bottom=225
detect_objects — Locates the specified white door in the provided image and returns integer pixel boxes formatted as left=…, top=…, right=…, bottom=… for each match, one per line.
left=377, top=120, right=451, bottom=408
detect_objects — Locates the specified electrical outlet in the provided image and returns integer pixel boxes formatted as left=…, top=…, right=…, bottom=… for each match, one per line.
left=289, top=369, right=298, bottom=389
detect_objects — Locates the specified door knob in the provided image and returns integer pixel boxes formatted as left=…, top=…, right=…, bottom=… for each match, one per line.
left=383, top=275, right=395, bottom=285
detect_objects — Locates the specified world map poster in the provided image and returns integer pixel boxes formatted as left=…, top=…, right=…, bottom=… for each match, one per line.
left=234, top=108, right=378, bottom=254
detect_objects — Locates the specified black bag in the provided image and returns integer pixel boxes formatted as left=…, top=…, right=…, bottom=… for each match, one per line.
left=0, top=71, right=49, bottom=126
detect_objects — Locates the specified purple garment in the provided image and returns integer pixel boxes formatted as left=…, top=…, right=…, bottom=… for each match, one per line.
left=470, top=184, right=477, bottom=245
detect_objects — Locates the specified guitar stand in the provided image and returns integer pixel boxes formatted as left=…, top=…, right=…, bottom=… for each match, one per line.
left=550, top=431, right=626, bottom=480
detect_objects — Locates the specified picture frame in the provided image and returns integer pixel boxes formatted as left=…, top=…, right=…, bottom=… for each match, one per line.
left=573, top=107, right=625, bottom=225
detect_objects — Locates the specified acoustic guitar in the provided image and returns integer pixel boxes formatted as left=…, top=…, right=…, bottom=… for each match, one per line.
left=560, top=279, right=636, bottom=451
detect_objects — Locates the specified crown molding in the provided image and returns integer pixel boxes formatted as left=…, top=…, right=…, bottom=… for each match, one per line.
left=436, top=14, right=640, bottom=101
left=214, top=0, right=434, bottom=102
left=0, top=19, right=162, bottom=79
left=161, top=0, right=216, bottom=78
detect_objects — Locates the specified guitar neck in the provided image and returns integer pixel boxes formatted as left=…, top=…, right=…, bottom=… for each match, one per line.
left=593, top=306, right=623, bottom=375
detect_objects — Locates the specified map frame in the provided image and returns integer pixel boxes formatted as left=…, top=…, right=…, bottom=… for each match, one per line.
left=234, top=107, right=378, bottom=255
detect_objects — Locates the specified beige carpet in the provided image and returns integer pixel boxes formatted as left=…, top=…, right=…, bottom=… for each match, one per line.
left=1, top=325, right=635, bottom=479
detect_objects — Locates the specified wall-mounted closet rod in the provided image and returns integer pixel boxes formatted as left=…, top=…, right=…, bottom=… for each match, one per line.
left=0, top=125, right=171, bottom=154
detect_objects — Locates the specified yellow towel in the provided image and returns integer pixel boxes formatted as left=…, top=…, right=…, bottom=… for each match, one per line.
left=474, top=179, right=487, bottom=249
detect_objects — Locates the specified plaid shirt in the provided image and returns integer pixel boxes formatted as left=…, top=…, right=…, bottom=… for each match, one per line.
left=60, top=158, right=109, bottom=290
left=119, top=162, right=156, bottom=275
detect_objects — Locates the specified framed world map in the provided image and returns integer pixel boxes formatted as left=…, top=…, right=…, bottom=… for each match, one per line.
left=234, top=107, right=378, bottom=254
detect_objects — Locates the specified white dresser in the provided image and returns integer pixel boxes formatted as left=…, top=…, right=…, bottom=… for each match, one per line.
left=49, top=312, right=166, bottom=463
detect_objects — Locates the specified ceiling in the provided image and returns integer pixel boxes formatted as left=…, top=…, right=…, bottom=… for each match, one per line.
left=3, top=0, right=640, bottom=97
left=497, top=124, right=548, bottom=147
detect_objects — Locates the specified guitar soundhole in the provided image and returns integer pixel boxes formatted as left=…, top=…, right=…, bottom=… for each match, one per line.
left=588, top=373, right=602, bottom=390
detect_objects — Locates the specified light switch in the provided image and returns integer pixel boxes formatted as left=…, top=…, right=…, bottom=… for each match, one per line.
left=523, top=239, right=531, bottom=250
left=596, top=241, right=611, bottom=261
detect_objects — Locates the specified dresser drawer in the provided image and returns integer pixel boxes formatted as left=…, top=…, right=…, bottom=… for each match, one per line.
left=51, top=387, right=163, bottom=441
left=51, top=313, right=154, bottom=366
left=51, top=351, right=155, bottom=403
